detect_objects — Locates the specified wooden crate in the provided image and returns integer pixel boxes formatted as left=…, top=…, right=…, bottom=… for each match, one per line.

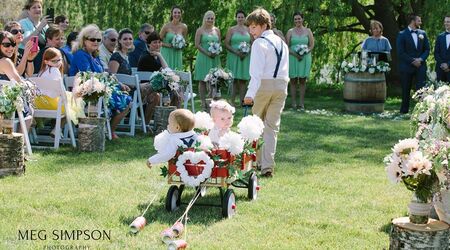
left=0, top=133, right=25, bottom=177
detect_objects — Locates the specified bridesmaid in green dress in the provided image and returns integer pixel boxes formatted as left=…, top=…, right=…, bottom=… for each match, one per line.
left=225, top=10, right=251, bottom=106
left=286, top=12, right=314, bottom=110
left=160, top=6, right=188, bottom=70
left=194, top=10, right=221, bottom=110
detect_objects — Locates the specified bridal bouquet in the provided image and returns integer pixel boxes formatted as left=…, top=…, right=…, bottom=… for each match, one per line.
left=150, top=68, right=181, bottom=95
left=238, top=41, right=250, bottom=55
left=204, top=67, right=233, bottom=89
left=171, top=34, right=186, bottom=49
left=73, top=72, right=115, bottom=103
left=208, top=42, right=222, bottom=56
left=294, top=44, right=309, bottom=56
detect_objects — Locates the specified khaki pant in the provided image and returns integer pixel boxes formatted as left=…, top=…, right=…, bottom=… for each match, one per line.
left=252, top=79, right=288, bottom=174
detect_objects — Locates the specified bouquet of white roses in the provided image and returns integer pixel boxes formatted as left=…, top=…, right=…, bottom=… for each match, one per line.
left=208, top=42, right=222, bottom=56
left=150, top=68, right=181, bottom=95
left=204, top=67, right=233, bottom=89
left=73, top=72, right=115, bottom=103
left=238, top=41, right=250, bottom=55
left=171, top=34, right=186, bottom=49
left=294, top=44, right=309, bottom=56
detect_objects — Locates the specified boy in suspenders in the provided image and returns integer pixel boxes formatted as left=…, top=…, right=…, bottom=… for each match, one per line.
left=244, top=8, right=289, bottom=177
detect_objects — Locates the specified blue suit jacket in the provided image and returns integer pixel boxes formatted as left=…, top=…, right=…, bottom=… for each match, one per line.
left=128, top=38, right=147, bottom=68
left=396, top=28, right=430, bottom=73
left=434, top=32, right=450, bottom=71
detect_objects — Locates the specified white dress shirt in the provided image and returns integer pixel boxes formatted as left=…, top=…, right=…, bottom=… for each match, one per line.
left=408, top=27, right=418, bottom=48
left=446, top=30, right=450, bottom=49
left=245, top=30, right=289, bottom=99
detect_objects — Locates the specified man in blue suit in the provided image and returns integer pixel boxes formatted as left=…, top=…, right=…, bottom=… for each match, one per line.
left=435, top=15, right=450, bottom=82
left=397, top=14, right=430, bottom=113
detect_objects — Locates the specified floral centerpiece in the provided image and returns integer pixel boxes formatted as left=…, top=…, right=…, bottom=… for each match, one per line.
left=385, top=83, right=450, bottom=224
left=73, top=72, right=115, bottom=103
left=208, top=42, right=222, bottom=56
left=204, top=68, right=233, bottom=98
left=238, top=41, right=250, bottom=55
left=172, top=34, right=186, bottom=50
left=294, top=44, right=309, bottom=56
left=341, top=60, right=391, bottom=74
left=150, top=68, right=181, bottom=95
left=0, top=85, right=23, bottom=134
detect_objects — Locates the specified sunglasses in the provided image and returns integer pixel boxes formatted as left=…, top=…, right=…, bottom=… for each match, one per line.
left=10, top=29, right=24, bottom=35
left=122, top=38, right=133, bottom=41
left=109, top=38, right=117, bottom=42
left=1, top=42, right=16, bottom=48
left=50, top=58, right=62, bottom=63
left=144, top=31, right=151, bottom=35
left=87, top=37, right=102, bottom=43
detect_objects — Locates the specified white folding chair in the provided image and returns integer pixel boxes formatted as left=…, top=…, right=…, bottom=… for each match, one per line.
left=28, top=77, right=76, bottom=149
left=63, top=75, right=112, bottom=140
left=0, top=80, right=33, bottom=155
left=114, top=74, right=147, bottom=136
left=174, top=70, right=196, bottom=112
left=131, top=67, right=138, bottom=74
left=134, top=71, right=153, bottom=83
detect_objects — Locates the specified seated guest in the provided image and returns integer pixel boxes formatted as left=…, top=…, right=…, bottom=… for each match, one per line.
left=54, top=15, right=70, bottom=33
left=33, top=25, right=68, bottom=74
left=362, top=20, right=392, bottom=59
left=129, top=23, right=154, bottom=67
left=99, top=28, right=118, bottom=71
left=60, top=31, right=78, bottom=65
left=138, top=31, right=181, bottom=124
left=108, top=28, right=134, bottom=75
left=69, top=24, right=131, bottom=139
left=4, top=21, right=38, bottom=77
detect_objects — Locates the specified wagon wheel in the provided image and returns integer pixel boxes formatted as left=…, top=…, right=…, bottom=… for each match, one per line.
left=165, top=185, right=180, bottom=212
left=247, top=172, right=258, bottom=200
left=221, top=189, right=236, bottom=218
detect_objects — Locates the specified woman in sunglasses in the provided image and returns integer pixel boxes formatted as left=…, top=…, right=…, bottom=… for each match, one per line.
left=0, top=31, right=22, bottom=82
left=70, top=24, right=132, bottom=139
left=4, top=21, right=38, bottom=77
left=160, top=6, right=188, bottom=70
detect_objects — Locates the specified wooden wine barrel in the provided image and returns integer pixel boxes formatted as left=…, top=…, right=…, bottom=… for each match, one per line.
left=343, top=72, right=386, bottom=113
left=0, top=133, right=25, bottom=177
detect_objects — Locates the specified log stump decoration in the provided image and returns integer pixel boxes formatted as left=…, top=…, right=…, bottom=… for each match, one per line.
left=389, top=217, right=449, bottom=250
left=78, top=117, right=105, bottom=152
left=154, top=106, right=176, bottom=134
left=0, top=133, right=25, bottom=177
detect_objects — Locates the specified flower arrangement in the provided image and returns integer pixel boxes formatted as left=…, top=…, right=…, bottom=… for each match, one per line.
left=208, top=42, right=222, bottom=56
left=0, top=84, right=23, bottom=118
left=294, top=44, right=309, bottom=56
left=73, top=72, right=115, bottom=103
left=204, top=67, right=233, bottom=89
left=384, top=138, right=441, bottom=201
left=218, top=131, right=245, bottom=156
left=238, top=115, right=264, bottom=142
left=238, top=41, right=250, bottom=55
left=341, top=60, right=391, bottom=74
left=172, top=34, right=186, bottom=49
left=150, top=68, right=181, bottom=95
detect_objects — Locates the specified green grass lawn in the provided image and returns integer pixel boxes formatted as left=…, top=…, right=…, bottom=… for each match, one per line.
left=0, top=85, right=413, bottom=249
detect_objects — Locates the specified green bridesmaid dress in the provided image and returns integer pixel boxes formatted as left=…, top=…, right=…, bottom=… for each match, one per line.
left=194, top=33, right=221, bottom=81
left=226, top=32, right=250, bottom=80
left=289, top=34, right=312, bottom=78
left=161, top=32, right=183, bottom=70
